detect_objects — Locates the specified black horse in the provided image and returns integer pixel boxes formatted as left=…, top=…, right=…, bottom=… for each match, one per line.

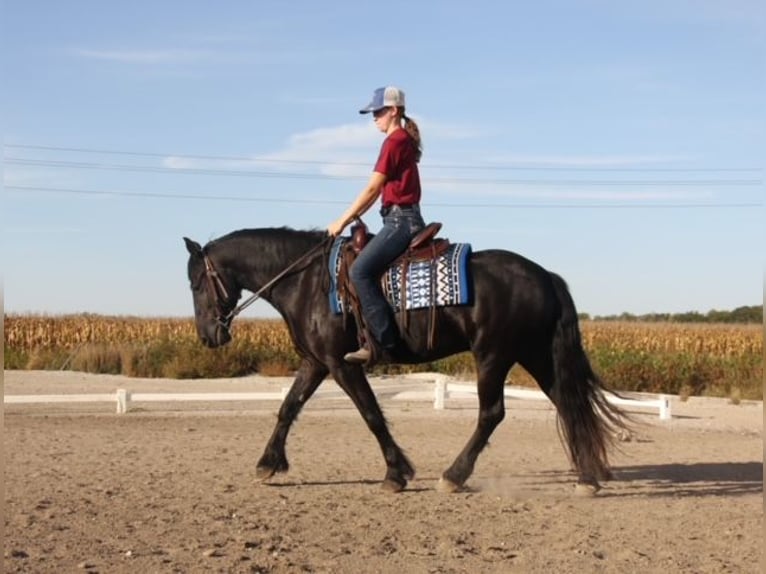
left=184, top=227, right=628, bottom=494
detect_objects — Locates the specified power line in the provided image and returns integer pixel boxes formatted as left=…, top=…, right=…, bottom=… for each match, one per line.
left=5, top=142, right=763, bottom=173
left=7, top=158, right=353, bottom=181
left=5, top=185, right=346, bottom=205
left=6, top=184, right=763, bottom=209
left=6, top=157, right=763, bottom=187
left=6, top=144, right=353, bottom=167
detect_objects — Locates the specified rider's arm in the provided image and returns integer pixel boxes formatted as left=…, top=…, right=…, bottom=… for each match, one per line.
left=327, top=171, right=386, bottom=236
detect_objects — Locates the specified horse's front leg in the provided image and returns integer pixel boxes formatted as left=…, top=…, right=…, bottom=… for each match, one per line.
left=256, top=359, right=328, bottom=481
left=331, top=364, right=415, bottom=492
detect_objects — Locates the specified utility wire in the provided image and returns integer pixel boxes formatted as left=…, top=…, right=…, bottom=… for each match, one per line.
left=6, top=184, right=763, bottom=209
left=6, top=157, right=763, bottom=187
left=5, top=142, right=763, bottom=173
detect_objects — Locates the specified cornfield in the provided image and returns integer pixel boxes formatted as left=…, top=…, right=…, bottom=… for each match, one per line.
left=4, top=314, right=763, bottom=399
left=581, top=321, right=761, bottom=359
left=579, top=321, right=762, bottom=399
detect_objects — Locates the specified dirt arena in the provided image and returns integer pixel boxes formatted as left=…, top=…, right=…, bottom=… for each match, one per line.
left=3, top=371, right=763, bottom=573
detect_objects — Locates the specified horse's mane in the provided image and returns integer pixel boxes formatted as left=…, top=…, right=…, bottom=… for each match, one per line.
left=213, top=226, right=326, bottom=246
left=207, top=227, right=329, bottom=270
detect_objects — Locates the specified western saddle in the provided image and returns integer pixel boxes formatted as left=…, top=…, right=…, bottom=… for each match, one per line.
left=337, top=219, right=449, bottom=353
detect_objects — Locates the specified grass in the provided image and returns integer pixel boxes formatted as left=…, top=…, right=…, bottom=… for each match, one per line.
left=4, top=315, right=762, bottom=400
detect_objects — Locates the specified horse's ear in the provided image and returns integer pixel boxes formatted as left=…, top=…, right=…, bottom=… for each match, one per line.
left=183, top=237, right=203, bottom=256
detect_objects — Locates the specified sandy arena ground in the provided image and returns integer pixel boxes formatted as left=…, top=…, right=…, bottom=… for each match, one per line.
left=3, top=370, right=763, bottom=573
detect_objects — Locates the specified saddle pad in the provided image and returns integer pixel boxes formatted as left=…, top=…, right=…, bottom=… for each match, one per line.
left=328, top=237, right=472, bottom=314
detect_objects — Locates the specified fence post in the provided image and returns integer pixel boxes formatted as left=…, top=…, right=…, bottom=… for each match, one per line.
left=659, top=395, right=671, bottom=420
left=116, top=389, right=130, bottom=414
left=434, top=377, right=447, bottom=410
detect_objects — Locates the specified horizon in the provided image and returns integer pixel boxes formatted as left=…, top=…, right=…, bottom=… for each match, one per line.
left=5, top=304, right=762, bottom=321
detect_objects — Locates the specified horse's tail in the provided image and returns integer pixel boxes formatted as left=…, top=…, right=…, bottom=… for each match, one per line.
left=548, top=273, right=629, bottom=484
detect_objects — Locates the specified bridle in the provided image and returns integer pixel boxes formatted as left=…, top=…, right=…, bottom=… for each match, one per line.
left=201, top=254, right=235, bottom=331
left=198, top=235, right=334, bottom=334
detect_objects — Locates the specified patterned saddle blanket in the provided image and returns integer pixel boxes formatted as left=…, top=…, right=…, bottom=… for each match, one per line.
left=328, top=236, right=472, bottom=314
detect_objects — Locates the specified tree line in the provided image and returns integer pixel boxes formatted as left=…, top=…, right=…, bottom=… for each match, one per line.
left=581, top=305, right=763, bottom=324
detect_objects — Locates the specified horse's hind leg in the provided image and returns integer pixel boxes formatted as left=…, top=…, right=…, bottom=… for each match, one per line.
left=331, top=363, right=415, bottom=492
left=521, top=352, right=609, bottom=495
left=256, top=359, right=328, bottom=481
left=440, top=357, right=511, bottom=492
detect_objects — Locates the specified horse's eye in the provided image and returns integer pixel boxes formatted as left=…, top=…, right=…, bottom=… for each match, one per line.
left=190, top=272, right=205, bottom=291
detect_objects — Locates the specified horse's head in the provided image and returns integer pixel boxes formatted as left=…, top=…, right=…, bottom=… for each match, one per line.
left=184, top=237, right=240, bottom=348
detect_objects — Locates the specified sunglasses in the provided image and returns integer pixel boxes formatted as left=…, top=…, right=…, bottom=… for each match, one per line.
left=372, top=107, right=390, bottom=118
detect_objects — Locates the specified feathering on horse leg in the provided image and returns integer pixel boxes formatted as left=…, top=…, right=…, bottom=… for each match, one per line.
left=331, top=364, right=415, bottom=492
left=256, top=360, right=328, bottom=481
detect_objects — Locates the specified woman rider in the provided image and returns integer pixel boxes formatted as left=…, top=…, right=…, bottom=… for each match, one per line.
left=327, top=86, right=425, bottom=363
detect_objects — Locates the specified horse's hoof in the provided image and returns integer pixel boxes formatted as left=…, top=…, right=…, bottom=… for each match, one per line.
left=574, top=482, right=601, bottom=497
left=255, top=466, right=276, bottom=482
left=436, top=477, right=463, bottom=493
left=381, top=479, right=405, bottom=493
left=600, top=469, right=615, bottom=481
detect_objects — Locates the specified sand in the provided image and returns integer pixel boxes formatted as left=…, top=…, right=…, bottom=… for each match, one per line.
left=3, top=370, right=763, bottom=573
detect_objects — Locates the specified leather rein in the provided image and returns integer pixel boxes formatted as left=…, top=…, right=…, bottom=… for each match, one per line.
left=201, top=235, right=333, bottom=331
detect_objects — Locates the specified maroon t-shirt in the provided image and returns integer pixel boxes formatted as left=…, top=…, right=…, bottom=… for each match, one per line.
left=373, top=129, right=421, bottom=208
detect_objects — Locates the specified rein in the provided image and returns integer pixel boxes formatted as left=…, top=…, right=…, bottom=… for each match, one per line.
left=205, top=235, right=333, bottom=327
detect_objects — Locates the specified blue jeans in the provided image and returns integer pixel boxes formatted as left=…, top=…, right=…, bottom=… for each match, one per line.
left=350, top=205, right=425, bottom=349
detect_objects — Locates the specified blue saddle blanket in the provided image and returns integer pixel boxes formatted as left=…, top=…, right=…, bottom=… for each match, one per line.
left=328, top=237, right=472, bottom=314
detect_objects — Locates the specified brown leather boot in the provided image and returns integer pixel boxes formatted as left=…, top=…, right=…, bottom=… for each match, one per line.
left=343, top=347, right=371, bottom=364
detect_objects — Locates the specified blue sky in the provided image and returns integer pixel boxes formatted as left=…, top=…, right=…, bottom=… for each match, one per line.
left=3, top=0, right=764, bottom=318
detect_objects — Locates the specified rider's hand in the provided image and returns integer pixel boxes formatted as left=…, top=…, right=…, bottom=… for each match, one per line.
left=327, top=219, right=346, bottom=237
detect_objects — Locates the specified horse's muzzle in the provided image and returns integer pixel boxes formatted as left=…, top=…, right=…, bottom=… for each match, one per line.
left=199, top=322, right=232, bottom=348
left=215, top=323, right=232, bottom=346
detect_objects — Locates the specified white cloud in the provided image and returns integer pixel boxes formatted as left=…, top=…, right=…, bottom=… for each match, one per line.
left=421, top=118, right=487, bottom=141
left=160, top=114, right=490, bottom=179
left=286, top=123, right=378, bottom=153
left=4, top=165, right=82, bottom=189
left=473, top=153, right=693, bottom=168
left=425, top=176, right=717, bottom=201
left=73, top=48, right=212, bottom=64
left=255, top=117, right=487, bottom=176
left=162, top=123, right=380, bottom=179
left=159, top=120, right=714, bottom=205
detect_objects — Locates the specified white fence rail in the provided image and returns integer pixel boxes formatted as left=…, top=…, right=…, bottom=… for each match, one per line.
left=4, top=375, right=671, bottom=419
left=4, top=389, right=289, bottom=414
left=406, top=374, right=671, bottom=419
